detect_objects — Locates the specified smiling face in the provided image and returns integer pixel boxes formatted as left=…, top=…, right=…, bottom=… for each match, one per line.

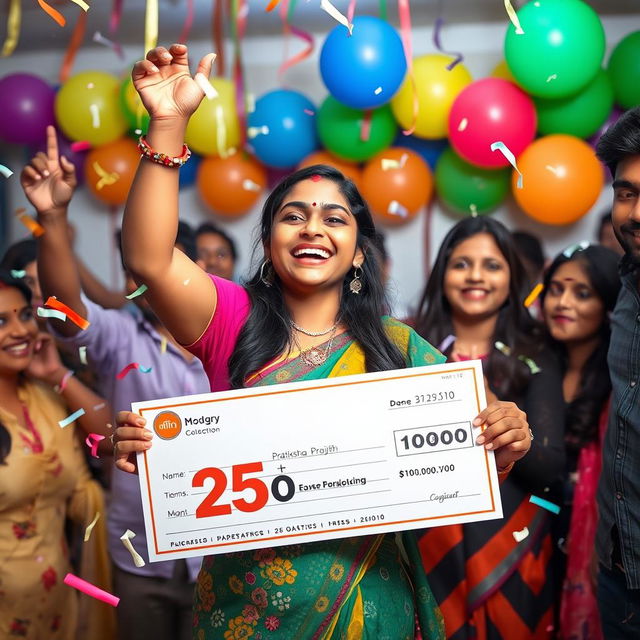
left=196, top=232, right=235, bottom=280
left=443, top=232, right=510, bottom=322
left=543, top=260, right=605, bottom=345
left=0, top=286, right=38, bottom=376
left=267, top=178, right=364, bottom=295
left=611, top=155, right=640, bottom=263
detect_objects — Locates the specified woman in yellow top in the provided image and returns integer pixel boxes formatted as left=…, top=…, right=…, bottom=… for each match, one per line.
left=0, top=270, right=114, bottom=639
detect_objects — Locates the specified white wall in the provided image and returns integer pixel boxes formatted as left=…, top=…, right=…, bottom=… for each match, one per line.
left=1, top=15, right=633, bottom=312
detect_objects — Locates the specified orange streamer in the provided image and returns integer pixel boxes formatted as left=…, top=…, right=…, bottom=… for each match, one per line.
left=37, top=0, right=66, bottom=26
left=266, top=0, right=281, bottom=10
left=44, top=296, right=91, bottom=330
left=59, top=10, right=88, bottom=84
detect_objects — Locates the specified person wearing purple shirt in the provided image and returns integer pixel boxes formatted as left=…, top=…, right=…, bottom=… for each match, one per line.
left=21, top=126, right=210, bottom=640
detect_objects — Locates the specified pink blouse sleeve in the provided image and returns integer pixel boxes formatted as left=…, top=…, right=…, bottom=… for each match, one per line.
left=186, top=275, right=251, bottom=391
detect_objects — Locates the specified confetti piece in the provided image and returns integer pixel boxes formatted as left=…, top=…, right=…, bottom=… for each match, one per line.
left=529, top=495, right=560, bottom=515
left=134, top=128, right=143, bottom=136
left=469, top=204, right=478, bottom=218
left=160, top=336, right=167, bottom=354
left=10, top=270, right=25, bottom=278
left=491, top=142, right=523, bottom=188
left=266, top=0, right=281, bottom=10
left=388, top=200, right=409, bottom=218
left=562, top=241, right=590, bottom=258
left=120, top=529, right=146, bottom=567
left=92, top=161, right=120, bottom=190
left=374, top=86, right=382, bottom=95
left=37, top=307, right=67, bottom=322
left=381, top=154, right=408, bottom=171
left=458, top=118, right=468, bottom=132
left=2, top=0, right=20, bottom=57
left=139, top=365, right=152, bottom=373
left=85, top=433, right=105, bottom=458
left=69, top=0, right=90, bottom=10
left=183, top=278, right=191, bottom=286
left=125, top=284, right=148, bottom=299
left=116, top=362, right=140, bottom=379
left=246, top=93, right=256, bottom=114
left=512, top=526, right=529, bottom=542
left=89, top=103, right=100, bottom=128
left=546, top=74, right=557, bottom=83
left=437, top=334, right=455, bottom=353
left=545, top=164, right=563, bottom=177
left=37, top=0, right=66, bottom=26
left=84, top=512, right=100, bottom=542
left=16, top=211, right=45, bottom=237
left=195, top=73, right=218, bottom=100
left=70, top=141, right=91, bottom=152
left=524, top=283, right=544, bottom=308
left=320, top=0, right=353, bottom=34
left=242, top=179, right=261, bottom=192
left=58, top=408, right=85, bottom=428
left=494, top=341, right=512, bottom=356
left=64, top=573, right=119, bottom=607
left=44, top=296, right=90, bottom=330
left=0, top=164, right=14, bottom=178
left=518, top=355, right=541, bottom=374
left=215, top=105, right=229, bottom=159
left=504, top=0, right=524, bottom=35
left=93, top=402, right=105, bottom=411
left=303, top=108, right=315, bottom=116
left=247, top=125, right=269, bottom=139
left=79, top=346, right=87, bottom=364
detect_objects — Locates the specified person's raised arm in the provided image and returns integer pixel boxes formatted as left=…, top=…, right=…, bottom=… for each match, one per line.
left=123, top=43, right=216, bottom=345
left=21, top=126, right=84, bottom=338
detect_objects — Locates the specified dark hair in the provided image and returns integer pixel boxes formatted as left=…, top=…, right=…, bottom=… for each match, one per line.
left=414, top=217, right=541, bottom=400
left=512, top=231, right=545, bottom=273
left=596, top=106, right=640, bottom=177
left=196, top=222, right=238, bottom=261
left=116, top=219, right=198, bottom=270
left=541, top=245, right=621, bottom=449
left=228, top=164, right=405, bottom=388
left=371, top=230, right=389, bottom=263
left=597, top=211, right=613, bottom=241
left=0, top=270, right=34, bottom=464
left=0, top=238, right=37, bottom=272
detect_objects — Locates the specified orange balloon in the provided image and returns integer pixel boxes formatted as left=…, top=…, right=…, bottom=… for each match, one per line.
left=298, top=151, right=362, bottom=188
left=360, top=148, right=433, bottom=225
left=85, top=138, right=140, bottom=206
left=197, top=152, right=267, bottom=217
left=513, top=135, right=604, bottom=226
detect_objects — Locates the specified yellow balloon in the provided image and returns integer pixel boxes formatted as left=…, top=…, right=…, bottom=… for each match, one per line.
left=391, top=54, right=472, bottom=139
left=491, top=60, right=516, bottom=83
left=55, top=71, right=128, bottom=146
left=185, top=78, right=241, bottom=156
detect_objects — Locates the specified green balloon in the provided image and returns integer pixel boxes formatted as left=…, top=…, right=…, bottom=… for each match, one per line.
left=608, top=31, right=640, bottom=109
left=435, top=148, right=510, bottom=216
left=504, top=0, right=605, bottom=99
left=535, top=69, right=613, bottom=138
left=317, top=96, right=397, bottom=162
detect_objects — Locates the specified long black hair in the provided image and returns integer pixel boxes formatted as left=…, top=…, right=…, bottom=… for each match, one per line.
left=414, top=217, right=541, bottom=401
left=0, top=270, right=34, bottom=464
left=541, top=245, right=621, bottom=449
left=228, top=165, right=406, bottom=388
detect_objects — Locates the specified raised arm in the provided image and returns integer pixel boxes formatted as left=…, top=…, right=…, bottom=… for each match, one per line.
left=123, top=43, right=216, bottom=345
left=21, top=126, right=84, bottom=338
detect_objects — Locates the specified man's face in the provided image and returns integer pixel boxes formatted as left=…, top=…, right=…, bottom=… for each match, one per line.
left=196, top=232, right=235, bottom=280
left=612, top=156, right=640, bottom=264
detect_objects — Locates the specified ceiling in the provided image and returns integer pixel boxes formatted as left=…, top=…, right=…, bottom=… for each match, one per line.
left=5, top=0, right=640, bottom=53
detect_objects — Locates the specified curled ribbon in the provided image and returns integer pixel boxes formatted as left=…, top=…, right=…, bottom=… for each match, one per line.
left=92, top=162, right=120, bottom=191
left=433, top=17, right=463, bottom=70
left=44, top=296, right=90, bottom=330
left=278, top=0, right=314, bottom=81
left=490, top=141, right=523, bottom=188
left=85, top=433, right=105, bottom=458
left=120, top=530, right=146, bottom=567
left=38, top=0, right=66, bottom=26
left=84, top=512, right=100, bottom=542
left=397, top=0, right=417, bottom=135
left=320, top=0, right=353, bottom=33
left=60, top=9, right=88, bottom=84
left=1, top=0, right=21, bottom=57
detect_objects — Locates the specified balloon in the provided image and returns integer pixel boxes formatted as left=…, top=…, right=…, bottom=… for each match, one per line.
left=534, top=69, right=614, bottom=139
left=588, top=106, right=623, bottom=148
left=197, top=152, right=267, bottom=217
left=608, top=31, right=640, bottom=109
left=391, top=54, right=472, bottom=139
left=120, top=76, right=150, bottom=135
left=360, top=148, right=433, bottom=225
left=319, top=16, right=407, bottom=110
left=0, top=74, right=55, bottom=144
left=32, top=132, right=88, bottom=186
left=448, top=78, right=537, bottom=168
left=504, top=0, right=605, bottom=99
left=184, top=77, right=240, bottom=157
left=248, top=89, right=318, bottom=168
left=266, top=166, right=293, bottom=189
left=178, top=152, right=202, bottom=190
left=298, top=151, right=362, bottom=188
left=84, top=138, right=140, bottom=206
left=317, top=96, right=396, bottom=162
left=435, top=148, right=510, bottom=216
left=491, top=60, right=516, bottom=83
left=392, top=133, right=448, bottom=170
left=55, top=71, right=128, bottom=146
left=513, top=135, right=604, bottom=226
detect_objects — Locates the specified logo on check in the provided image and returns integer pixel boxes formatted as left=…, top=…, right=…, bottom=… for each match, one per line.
left=153, top=411, right=182, bottom=440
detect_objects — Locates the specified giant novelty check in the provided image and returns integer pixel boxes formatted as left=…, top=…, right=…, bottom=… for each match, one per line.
left=134, top=359, right=502, bottom=562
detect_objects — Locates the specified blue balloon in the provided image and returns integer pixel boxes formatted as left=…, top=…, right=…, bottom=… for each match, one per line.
left=392, top=134, right=448, bottom=171
left=179, top=152, right=201, bottom=189
left=320, top=16, right=407, bottom=110
left=248, top=90, right=318, bottom=169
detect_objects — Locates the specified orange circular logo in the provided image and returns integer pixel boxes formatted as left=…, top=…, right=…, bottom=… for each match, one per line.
left=153, top=411, right=182, bottom=440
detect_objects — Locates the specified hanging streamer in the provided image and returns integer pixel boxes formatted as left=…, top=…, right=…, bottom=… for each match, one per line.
left=278, top=0, right=314, bottom=80
left=266, top=0, right=281, bottom=10
left=59, top=10, right=88, bottom=84
left=397, top=0, right=417, bottom=135
left=178, top=0, right=195, bottom=43
left=490, top=141, right=523, bottom=188
left=231, top=0, right=248, bottom=149
left=347, top=0, right=357, bottom=25
left=433, top=17, right=463, bottom=70
left=93, top=31, right=125, bottom=59
left=1, top=0, right=21, bottom=57
left=68, top=0, right=90, bottom=11
left=38, top=0, right=66, bottom=27
left=504, top=0, right=525, bottom=35
left=145, top=0, right=159, bottom=56
left=107, top=0, right=125, bottom=56
left=320, top=0, right=353, bottom=34
left=213, top=0, right=226, bottom=77
left=378, top=0, right=387, bottom=21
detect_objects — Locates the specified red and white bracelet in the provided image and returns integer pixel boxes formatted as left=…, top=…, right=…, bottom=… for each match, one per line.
left=137, top=135, right=192, bottom=168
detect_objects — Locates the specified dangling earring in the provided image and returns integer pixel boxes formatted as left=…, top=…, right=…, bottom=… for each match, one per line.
left=260, top=260, right=274, bottom=287
left=349, top=266, right=363, bottom=294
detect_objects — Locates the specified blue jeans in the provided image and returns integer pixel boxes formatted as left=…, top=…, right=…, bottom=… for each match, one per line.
left=597, top=563, right=640, bottom=638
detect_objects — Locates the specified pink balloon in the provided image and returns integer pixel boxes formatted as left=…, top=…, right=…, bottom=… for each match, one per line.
left=448, top=78, right=537, bottom=169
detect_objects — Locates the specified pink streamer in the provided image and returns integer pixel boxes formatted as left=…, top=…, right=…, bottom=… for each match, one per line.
left=178, top=0, right=194, bottom=43
left=64, top=573, right=120, bottom=607
left=397, top=0, right=417, bottom=135
left=85, top=433, right=105, bottom=458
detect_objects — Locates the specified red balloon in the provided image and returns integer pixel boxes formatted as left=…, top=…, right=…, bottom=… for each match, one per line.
left=448, top=78, right=537, bottom=168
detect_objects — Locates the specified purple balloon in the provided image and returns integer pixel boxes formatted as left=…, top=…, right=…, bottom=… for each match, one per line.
left=31, top=132, right=88, bottom=186
left=0, top=73, right=56, bottom=144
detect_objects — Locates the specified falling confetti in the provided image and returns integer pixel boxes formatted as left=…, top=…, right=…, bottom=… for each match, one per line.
left=92, top=161, right=120, bottom=190
left=70, top=141, right=91, bottom=152
left=503, top=0, right=524, bottom=35
left=320, top=0, right=353, bottom=34
left=563, top=241, right=590, bottom=258
left=89, top=103, right=101, bottom=128
left=546, top=74, right=557, bottom=83
left=10, top=270, right=26, bottom=278
left=458, top=118, right=468, bottom=132
left=387, top=200, right=409, bottom=218
left=120, top=529, right=146, bottom=567
left=247, top=125, right=269, bottom=139
left=518, top=355, right=541, bottom=374
left=69, top=0, right=90, bottom=11
left=529, top=495, right=560, bottom=514
left=524, top=283, right=544, bottom=308
left=0, top=164, right=14, bottom=178
left=494, top=341, right=512, bottom=356
left=381, top=154, right=408, bottom=171
left=64, top=573, right=119, bottom=607
left=490, top=141, right=523, bottom=188
left=44, top=296, right=90, bottom=330
left=79, top=346, right=88, bottom=364
left=58, top=408, right=86, bottom=428
left=512, top=526, right=529, bottom=542
left=374, top=86, right=382, bottom=95
left=93, top=402, right=106, bottom=411
left=125, top=284, right=148, bottom=300
left=160, top=336, right=167, bottom=354
left=469, top=204, right=478, bottom=218
left=85, top=433, right=105, bottom=458
left=116, top=362, right=152, bottom=379
left=84, top=512, right=100, bottom=542
left=437, top=334, right=456, bottom=353
left=242, top=179, right=261, bottom=192
left=37, top=0, right=66, bottom=26
left=303, top=108, right=315, bottom=116
left=16, top=210, right=45, bottom=237
left=37, top=307, right=67, bottom=322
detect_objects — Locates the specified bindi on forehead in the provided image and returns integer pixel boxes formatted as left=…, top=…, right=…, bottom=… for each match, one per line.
left=310, top=174, right=322, bottom=182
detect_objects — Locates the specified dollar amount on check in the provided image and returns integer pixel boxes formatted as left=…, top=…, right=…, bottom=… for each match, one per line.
left=133, top=359, right=502, bottom=561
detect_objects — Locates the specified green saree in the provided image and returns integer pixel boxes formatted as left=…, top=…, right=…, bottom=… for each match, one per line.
left=192, top=318, right=446, bottom=640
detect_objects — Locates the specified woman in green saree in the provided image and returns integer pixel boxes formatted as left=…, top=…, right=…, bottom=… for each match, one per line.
left=111, top=43, right=533, bottom=639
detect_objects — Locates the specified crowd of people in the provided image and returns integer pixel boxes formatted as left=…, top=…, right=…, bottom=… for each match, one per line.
left=1, top=43, right=640, bottom=640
